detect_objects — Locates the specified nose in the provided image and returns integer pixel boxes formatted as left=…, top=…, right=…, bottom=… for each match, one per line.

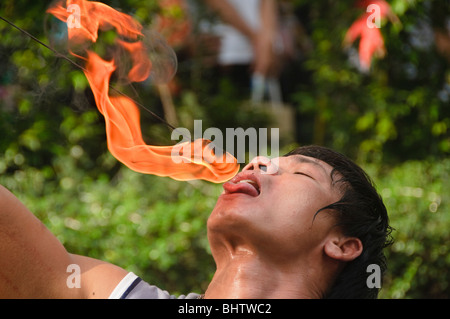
left=243, top=156, right=279, bottom=174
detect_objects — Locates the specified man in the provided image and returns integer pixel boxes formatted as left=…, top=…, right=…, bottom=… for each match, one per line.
left=0, top=145, right=392, bottom=298
left=201, top=0, right=284, bottom=104
left=204, top=0, right=280, bottom=77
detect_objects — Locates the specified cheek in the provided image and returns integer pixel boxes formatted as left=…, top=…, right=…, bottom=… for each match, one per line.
left=271, top=208, right=336, bottom=258
left=267, top=186, right=334, bottom=239
left=272, top=185, right=322, bottom=218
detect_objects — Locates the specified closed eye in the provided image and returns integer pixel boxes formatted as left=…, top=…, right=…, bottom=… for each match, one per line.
left=294, top=172, right=314, bottom=179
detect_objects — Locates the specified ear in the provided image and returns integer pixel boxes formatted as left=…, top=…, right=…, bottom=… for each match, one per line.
left=324, top=236, right=363, bottom=262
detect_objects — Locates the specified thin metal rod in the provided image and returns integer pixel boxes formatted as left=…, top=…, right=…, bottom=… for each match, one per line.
left=0, top=15, right=177, bottom=131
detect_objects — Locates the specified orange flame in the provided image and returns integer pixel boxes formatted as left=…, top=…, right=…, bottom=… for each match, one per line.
left=47, top=0, right=239, bottom=182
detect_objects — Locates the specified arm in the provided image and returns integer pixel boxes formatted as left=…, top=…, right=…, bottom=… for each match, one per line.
left=204, top=0, right=280, bottom=76
left=0, top=185, right=127, bottom=298
left=254, top=0, right=279, bottom=76
left=204, top=0, right=256, bottom=40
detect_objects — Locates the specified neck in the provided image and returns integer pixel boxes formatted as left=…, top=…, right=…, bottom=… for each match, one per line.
left=204, top=245, right=325, bottom=299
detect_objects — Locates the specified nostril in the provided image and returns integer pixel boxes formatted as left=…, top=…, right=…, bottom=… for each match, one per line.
left=245, top=164, right=255, bottom=171
left=258, top=164, right=267, bottom=172
left=243, top=156, right=272, bottom=172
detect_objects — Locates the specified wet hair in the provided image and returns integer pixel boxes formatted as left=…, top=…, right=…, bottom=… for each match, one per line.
left=284, top=145, right=393, bottom=299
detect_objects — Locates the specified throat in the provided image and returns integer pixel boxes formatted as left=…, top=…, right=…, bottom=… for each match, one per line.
left=204, top=253, right=316, bottom=299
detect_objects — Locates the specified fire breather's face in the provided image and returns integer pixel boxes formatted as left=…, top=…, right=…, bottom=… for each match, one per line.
left=207, top=155, right=343, bottom=261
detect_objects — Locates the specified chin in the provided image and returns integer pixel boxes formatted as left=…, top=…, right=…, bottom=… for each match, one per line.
left=208, top=198, right=264, bottom=242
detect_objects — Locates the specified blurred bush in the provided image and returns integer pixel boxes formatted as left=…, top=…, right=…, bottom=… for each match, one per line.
left=366, top=159, right=449, bottom=298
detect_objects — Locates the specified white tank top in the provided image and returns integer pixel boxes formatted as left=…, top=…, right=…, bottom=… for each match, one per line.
left=108, top=272, right=200, bottom=299
left=216, top=0, right=261, bottom=65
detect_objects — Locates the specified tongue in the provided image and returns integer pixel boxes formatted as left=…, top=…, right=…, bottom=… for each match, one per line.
left=223, top=181, right=259, bottom=197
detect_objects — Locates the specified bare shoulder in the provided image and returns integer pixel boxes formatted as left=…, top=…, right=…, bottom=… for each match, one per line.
left=69, top=254, right=129, bottom=299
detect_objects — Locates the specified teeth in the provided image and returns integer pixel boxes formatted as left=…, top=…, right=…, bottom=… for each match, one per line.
left=238, top=179, right=256, bottom=184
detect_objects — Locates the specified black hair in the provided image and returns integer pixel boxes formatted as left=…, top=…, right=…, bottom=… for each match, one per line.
left=284, top=145, right=394, bottom=299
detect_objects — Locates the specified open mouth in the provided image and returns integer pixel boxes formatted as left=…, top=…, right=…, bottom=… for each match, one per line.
left=222, top=173, right=261, bottom=197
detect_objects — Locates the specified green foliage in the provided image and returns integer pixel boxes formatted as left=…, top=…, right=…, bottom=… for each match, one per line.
left=290, top=0, right=449, bottom=163
left=366, top=159, right=450, bottom=298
